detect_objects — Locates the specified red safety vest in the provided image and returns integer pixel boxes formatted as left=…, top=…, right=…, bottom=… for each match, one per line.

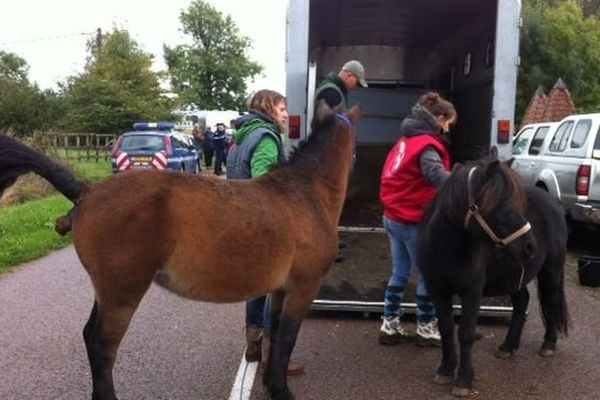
left=380, top=134, right=451, bottom=224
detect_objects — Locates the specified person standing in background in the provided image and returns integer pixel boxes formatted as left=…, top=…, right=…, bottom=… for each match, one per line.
left=227, top=89, right=304, bottom=376
left=213, top=123, right=227, bottom=175
left=313, top=59, right=368, bottom=261
left=378, top=92, right=457, bottom=347
left=191, top=123, right=204, bottom=172
left=314, top=59, right=368, bottom=112
left=202, top=126, right=215, bottom=169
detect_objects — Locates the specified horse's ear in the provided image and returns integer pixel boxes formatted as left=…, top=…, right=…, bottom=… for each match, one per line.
left=345, top=104, right=363, bottom=125
left=314, top=100, right=334, bottom=124
left=505, top=157, right=515, bottom=167
left=489, top=145, right=499, bottom=160
left=485, top=159, right=500, bottom=178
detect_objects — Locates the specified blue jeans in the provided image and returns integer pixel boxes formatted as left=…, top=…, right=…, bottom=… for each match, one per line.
left=245, top=295, right=271, bottom=336
left=383, top=216, right=435, bottom=323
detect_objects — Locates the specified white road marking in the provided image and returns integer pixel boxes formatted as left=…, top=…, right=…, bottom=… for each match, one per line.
left=228, top=351, right=258, bottom=400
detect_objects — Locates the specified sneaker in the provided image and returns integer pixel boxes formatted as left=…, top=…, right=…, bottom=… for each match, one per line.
left=378, top=317, right=411, bottom=345
left=416, top=318, right=442, bottom=347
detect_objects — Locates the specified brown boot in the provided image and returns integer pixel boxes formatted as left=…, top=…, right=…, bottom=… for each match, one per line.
left=245, top=325, right=263, bottom=362
left=260, top=336, right=305, bottom=376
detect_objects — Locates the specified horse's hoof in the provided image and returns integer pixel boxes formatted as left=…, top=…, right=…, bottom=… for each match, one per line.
left=452, top=386, right=472, bottom=397
left=539, top=348, right=555, bottom=358
left=494, top=348, right=513, bottom=359
left=271, top=389, right=294, bottom=400
left=434, top=374, right=453, bottom=385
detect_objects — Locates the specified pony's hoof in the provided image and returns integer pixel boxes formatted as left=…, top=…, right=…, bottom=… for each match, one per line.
left=494, top=348, right=513, bottom=359
left=452, top=386, right=472, bottom=397
left=539, top=348, right=555, bottom=358
left=270, top=387, right=294, bottom=400
left=434, top=374, right=453, bottom=385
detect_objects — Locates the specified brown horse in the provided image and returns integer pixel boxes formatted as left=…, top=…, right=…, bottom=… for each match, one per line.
left=0, top=103, right=361, bottom=400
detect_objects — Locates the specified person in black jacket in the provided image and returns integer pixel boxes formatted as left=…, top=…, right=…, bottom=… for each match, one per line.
left=202, top=126, right=215, bottom=169
left=212, top=123, right=228, bottom=175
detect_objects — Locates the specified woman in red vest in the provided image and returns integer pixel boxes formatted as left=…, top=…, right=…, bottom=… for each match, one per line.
left=378, top=92, right=457, bottom=346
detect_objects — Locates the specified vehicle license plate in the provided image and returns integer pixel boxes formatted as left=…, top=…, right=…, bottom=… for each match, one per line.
left=131, top=157, right=153, bottom=163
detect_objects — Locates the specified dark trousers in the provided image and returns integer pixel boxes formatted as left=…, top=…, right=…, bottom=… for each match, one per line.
left=204, top=148, right=214, bottom=168
left=246, top=295, right=271, bottom=335
left=214, top=148, right=226, bottom=174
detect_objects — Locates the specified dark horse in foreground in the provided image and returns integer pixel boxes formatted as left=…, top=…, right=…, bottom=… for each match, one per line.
left=0, top=103, right=361, bottom=400
left=419, top=156, right=570, bottom=397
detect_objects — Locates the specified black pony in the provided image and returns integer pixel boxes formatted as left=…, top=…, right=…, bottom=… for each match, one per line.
left=419, top=156, right=569, bottom=397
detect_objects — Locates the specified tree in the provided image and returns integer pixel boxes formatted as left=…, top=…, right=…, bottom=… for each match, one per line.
left=518, top=0, right=600, bottom=119
left=578, top=0, right=600, bottom=17
left=0, top=51, right=29, bottom=83
left=164, top=0, right=263, bottom=111
left=0, top=51, right=63, bottom=137
left=63, top=29, right=175, bottom=134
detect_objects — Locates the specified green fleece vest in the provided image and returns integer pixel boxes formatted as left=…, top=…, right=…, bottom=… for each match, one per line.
left=314, top=81, right=347, bottom=111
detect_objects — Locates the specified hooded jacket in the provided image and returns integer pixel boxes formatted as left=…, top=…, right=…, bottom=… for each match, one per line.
left=226, top=110, right=284, bottom=179
left=380, top=104, right=451, bottom=224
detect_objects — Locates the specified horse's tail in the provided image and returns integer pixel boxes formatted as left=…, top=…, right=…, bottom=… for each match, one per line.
left=537, top=263, right=570, bottom=336
left=0, top=135, right=85, bottom=235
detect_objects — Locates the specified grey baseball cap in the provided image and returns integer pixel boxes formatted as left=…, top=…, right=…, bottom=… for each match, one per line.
left=342, top=60, right=368, bottom=87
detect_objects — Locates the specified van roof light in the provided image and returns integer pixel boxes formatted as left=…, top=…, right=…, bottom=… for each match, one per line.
left=133, top=122, right=176, bottom=131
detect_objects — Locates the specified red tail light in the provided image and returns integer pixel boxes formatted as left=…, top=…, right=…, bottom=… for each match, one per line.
left=497, top=119, right=511, bottom=144
left=163, top=136, right=173, bottom=156
left=576, top=165, right=591, bottom=196
left=288, top=115, right=301, bottom=139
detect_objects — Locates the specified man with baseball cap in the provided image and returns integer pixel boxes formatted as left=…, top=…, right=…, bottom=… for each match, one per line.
left=313, top=60, right=367, bottom=262
left=314, top=59, right=368, bottom=112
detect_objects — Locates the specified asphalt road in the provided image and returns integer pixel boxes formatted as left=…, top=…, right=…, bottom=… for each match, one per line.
left=1, top=243, right=599, bottom=400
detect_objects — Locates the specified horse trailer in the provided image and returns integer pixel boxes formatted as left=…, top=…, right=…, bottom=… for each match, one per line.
left=285, top=0, right=521, bottom=316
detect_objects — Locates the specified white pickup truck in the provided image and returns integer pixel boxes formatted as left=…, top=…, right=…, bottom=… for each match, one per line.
left=513, top=114, right=600, bottom=227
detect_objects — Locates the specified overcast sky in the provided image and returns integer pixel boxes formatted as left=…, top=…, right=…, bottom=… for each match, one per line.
left=0, top=0, right=287, bottom=94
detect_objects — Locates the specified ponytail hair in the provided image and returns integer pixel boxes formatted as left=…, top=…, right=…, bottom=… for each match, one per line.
left=418, top=92, right=457, bottom=122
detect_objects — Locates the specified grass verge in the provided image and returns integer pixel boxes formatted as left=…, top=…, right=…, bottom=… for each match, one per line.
left=0, top=144, right=113, bottom=276
left=0, top=195, right=73, bottom=275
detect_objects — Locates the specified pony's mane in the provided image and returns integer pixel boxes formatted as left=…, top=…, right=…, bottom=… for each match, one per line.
left=433, top=157, right=527, bottom=227
left=279, top=111, right=340, bottom=174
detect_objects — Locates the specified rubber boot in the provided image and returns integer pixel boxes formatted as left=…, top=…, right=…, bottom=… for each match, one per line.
left=245, top=325, right=263, bottom=362
left=260, top=336, right=305, bottom=376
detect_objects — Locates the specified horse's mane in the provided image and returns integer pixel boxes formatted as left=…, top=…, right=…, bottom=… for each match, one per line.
left=431, top=157, right=527, bottom=227
left=277, top=111, right=340, bottom=178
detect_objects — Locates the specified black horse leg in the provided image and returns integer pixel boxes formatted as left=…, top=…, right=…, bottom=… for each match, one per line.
left=263, top=289, right=294, bottom=400
left=263, top=289, right=285, bottom=389
left=83, top=298, right=140, bottom=400
left=536, top=262, right=569, bottom=356
left=430, top=293, right=456, bottom=384
left=453, top=290, right=482, bottom=397
left=84, top=301, right=117, bottom=400
left=496, top=288, right=529, bottom=358
left=264, top=279, right=321, bottom=400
